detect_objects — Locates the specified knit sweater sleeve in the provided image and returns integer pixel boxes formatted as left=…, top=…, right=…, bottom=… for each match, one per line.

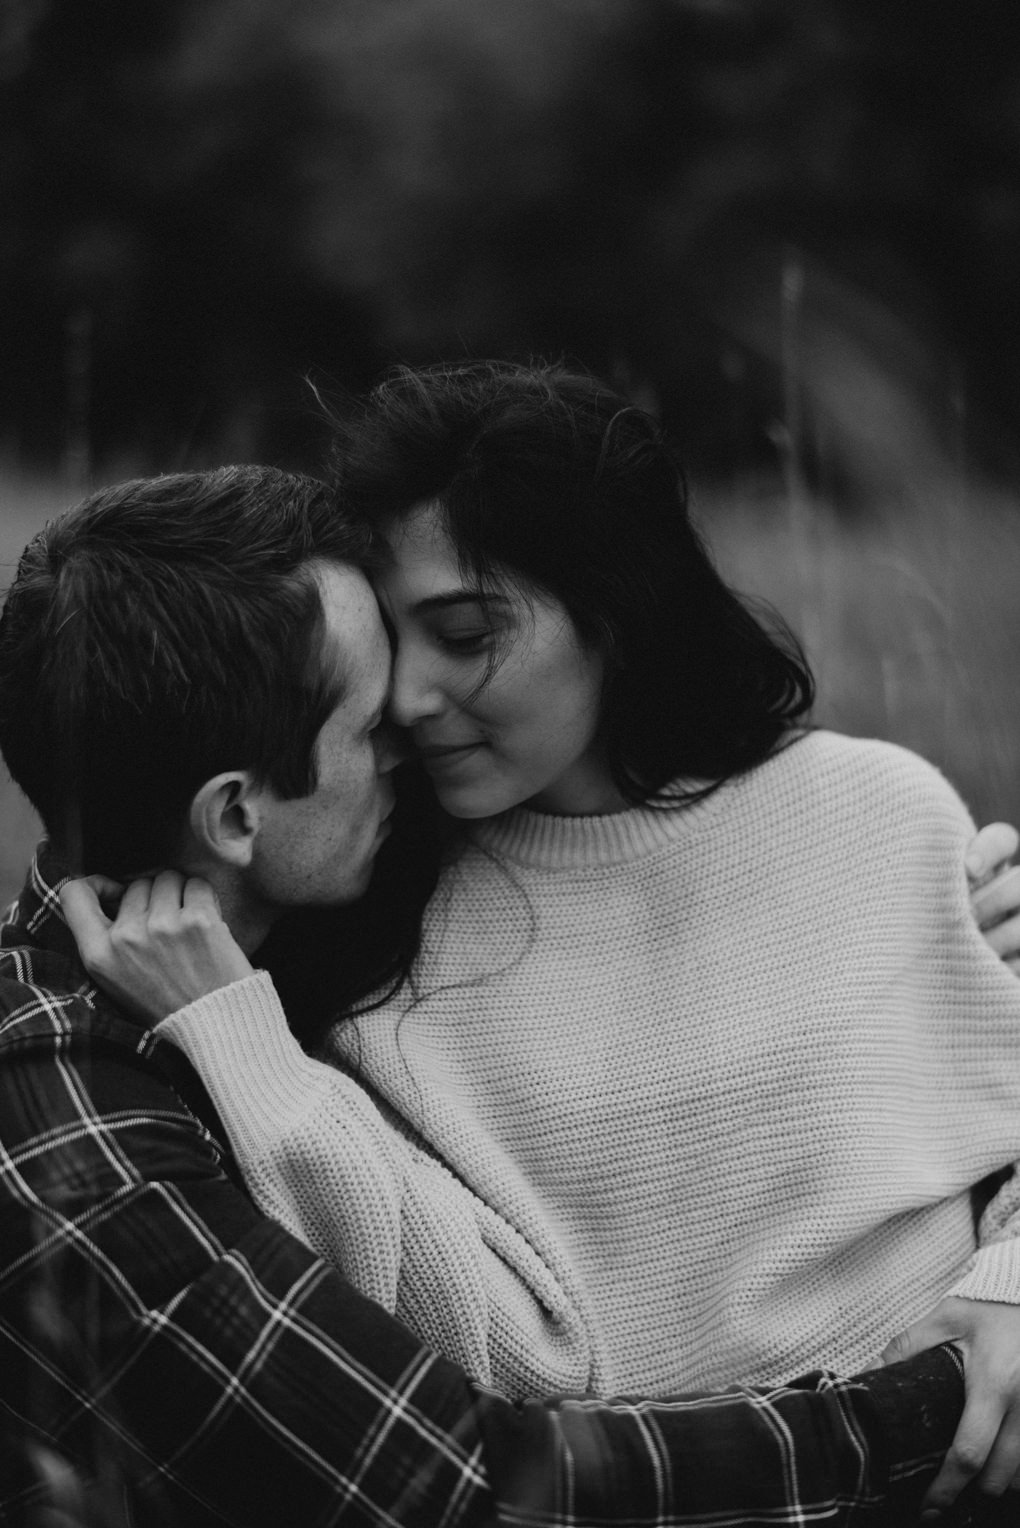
left=157, top=972, right=592, bottom=1397
left=880, top=746, right=1020, bottom=1310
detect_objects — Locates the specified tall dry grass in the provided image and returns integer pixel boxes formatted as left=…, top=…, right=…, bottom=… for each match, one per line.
left=702, top=253, right=1020, bottom=840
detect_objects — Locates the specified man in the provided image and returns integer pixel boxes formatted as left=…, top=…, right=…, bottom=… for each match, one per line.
left=0, top=465, right=1004, bottom=1525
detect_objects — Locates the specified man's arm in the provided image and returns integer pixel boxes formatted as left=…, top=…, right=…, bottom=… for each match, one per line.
left=0, top=985, right=491, bottom=1527
left=0, top=970, right=976, bottom=1527
left=862, top=821, right=1020, bottom=1514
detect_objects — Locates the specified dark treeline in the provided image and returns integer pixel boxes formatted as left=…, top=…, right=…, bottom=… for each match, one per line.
left=2, top=0, right=1018, bottom=484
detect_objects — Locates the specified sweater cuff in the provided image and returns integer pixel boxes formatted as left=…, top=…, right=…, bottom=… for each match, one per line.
left=157, top=971, right=334, bottom=1160
left=947, top=1237, right=1020, bottom=1304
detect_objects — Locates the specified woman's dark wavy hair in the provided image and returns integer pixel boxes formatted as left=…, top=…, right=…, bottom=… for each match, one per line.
left=328, top=358, right=814, bottom=805
left=265, top=360, right=818, bottom=1051
left=266, top=361, right=816, bottom=1046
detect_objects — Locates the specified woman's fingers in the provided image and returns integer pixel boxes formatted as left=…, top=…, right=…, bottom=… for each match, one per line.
left=61, top=870, right=246, bottom=1022
left=147, top=869, right=189, bottom=912
left=117, top=876, right=157, bottom=921
left=59, top=879, right=114, bottom=963
left=70, top=873, right=127, bottom=912
left=181, top=876, right=222, bottom=918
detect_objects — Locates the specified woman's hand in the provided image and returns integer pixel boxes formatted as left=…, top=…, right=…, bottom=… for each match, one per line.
left=882, top=1296, right=1020, bottom=1513
left=60, top=871, right=254, bottom=1024
left=968, top=823, right=1020, bottom=973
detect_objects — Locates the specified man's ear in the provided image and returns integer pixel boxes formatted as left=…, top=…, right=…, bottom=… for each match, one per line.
left=188, top=771, right=262, bottom=868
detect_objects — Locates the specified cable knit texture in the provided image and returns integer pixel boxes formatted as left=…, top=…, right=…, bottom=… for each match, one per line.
left=161, top=731, right=1020, bottom=1399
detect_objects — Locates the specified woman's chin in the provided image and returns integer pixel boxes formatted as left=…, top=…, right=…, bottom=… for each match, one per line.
left=436, top=792, right=501, bottom=820
left=434, top=781, right=518, bottom=820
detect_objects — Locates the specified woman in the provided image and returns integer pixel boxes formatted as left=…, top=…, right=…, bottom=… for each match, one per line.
left=66, top=363, right=1020, bottom=1487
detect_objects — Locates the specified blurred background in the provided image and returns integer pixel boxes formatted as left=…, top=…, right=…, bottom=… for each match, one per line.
left=2, top=0, right=1019, bottom=902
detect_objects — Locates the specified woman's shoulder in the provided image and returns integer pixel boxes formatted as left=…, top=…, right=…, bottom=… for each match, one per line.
left=796, top=726, right=961, bottom=788
left=762, top=728, right=975, bottom=839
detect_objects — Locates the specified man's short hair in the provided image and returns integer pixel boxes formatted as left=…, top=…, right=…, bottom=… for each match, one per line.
left=0, top=465, right=370, bottom=874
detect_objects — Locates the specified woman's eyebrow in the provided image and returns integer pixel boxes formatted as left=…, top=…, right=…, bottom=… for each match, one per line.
left=415, top=592, right=510, bottom=614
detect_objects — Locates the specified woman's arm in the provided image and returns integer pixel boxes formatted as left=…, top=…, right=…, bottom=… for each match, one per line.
left=61, top=873, right=593, bottom=1398
left=157, top=970, right=593, bottom=1394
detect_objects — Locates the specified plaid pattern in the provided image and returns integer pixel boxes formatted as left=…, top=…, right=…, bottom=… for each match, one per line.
left=0, top=849, right=971, bottom=1525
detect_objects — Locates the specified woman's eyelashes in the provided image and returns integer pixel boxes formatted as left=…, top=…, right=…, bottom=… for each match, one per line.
left=435, top=625, right=494, bottom=655
left=429, top=591, right=517, bottom=658
left=428, top=607, right=504, bottom=656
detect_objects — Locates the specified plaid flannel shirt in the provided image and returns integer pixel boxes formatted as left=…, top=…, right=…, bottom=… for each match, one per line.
left=0, top=848, right=978, bottom=1526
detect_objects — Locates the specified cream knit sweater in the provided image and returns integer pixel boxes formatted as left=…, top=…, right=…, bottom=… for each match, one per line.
left=160, top=731, right=1020, bottom=1399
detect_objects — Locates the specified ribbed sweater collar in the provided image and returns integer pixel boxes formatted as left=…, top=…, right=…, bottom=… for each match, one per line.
left=468, top=782, right=728, bottom=870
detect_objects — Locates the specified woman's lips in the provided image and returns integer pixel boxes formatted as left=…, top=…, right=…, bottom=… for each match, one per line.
left=417, top=742, right=484, bottom=769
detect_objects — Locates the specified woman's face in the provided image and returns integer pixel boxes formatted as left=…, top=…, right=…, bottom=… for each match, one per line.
left=376, top=502, right=625, bottom=818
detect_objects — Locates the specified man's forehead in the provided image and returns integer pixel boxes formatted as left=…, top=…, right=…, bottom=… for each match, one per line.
left=313, top=560, right=392, bottom=703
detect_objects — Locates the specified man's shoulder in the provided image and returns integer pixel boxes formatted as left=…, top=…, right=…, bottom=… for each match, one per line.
left=0, top=869, right=230, bottom=1183
left=0, top=935, right=135, bottom=1054
left=0, top=848, right=135, bottom=1051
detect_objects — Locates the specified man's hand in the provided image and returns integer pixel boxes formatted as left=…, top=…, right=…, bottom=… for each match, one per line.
left=967, top=823, right=1020, bottom=973
left=881, top=1296, right=1020, bottom=1514
left=60, top=871, right=254, bottom=1023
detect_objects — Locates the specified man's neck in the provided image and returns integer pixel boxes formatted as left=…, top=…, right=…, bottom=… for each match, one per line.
left=218, top=890, right=277, bottom=957
left=188, top=865, right=278, bottom=958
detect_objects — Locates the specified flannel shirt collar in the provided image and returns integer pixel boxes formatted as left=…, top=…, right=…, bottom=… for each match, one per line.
left=1, top=840, right=82, bottom=965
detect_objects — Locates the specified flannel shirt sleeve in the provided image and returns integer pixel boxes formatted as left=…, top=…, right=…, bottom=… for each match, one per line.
left=0, top=969, right=977, bottom=1527
left=0, top=971, right=498, bottom=1527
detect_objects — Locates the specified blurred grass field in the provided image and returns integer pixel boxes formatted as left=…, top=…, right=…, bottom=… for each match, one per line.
left=0, top=467, right=79, bottom=907
left=704, top=475, right=1020, bottom=826
left=1, top=458, right=1019, bottom=909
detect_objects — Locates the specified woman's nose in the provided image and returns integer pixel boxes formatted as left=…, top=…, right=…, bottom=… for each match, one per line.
left=387, top=641, right=444, bottom=728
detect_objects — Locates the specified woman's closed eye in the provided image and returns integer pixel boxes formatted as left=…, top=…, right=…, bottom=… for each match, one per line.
left=434, top=625, right=494, bottom=655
